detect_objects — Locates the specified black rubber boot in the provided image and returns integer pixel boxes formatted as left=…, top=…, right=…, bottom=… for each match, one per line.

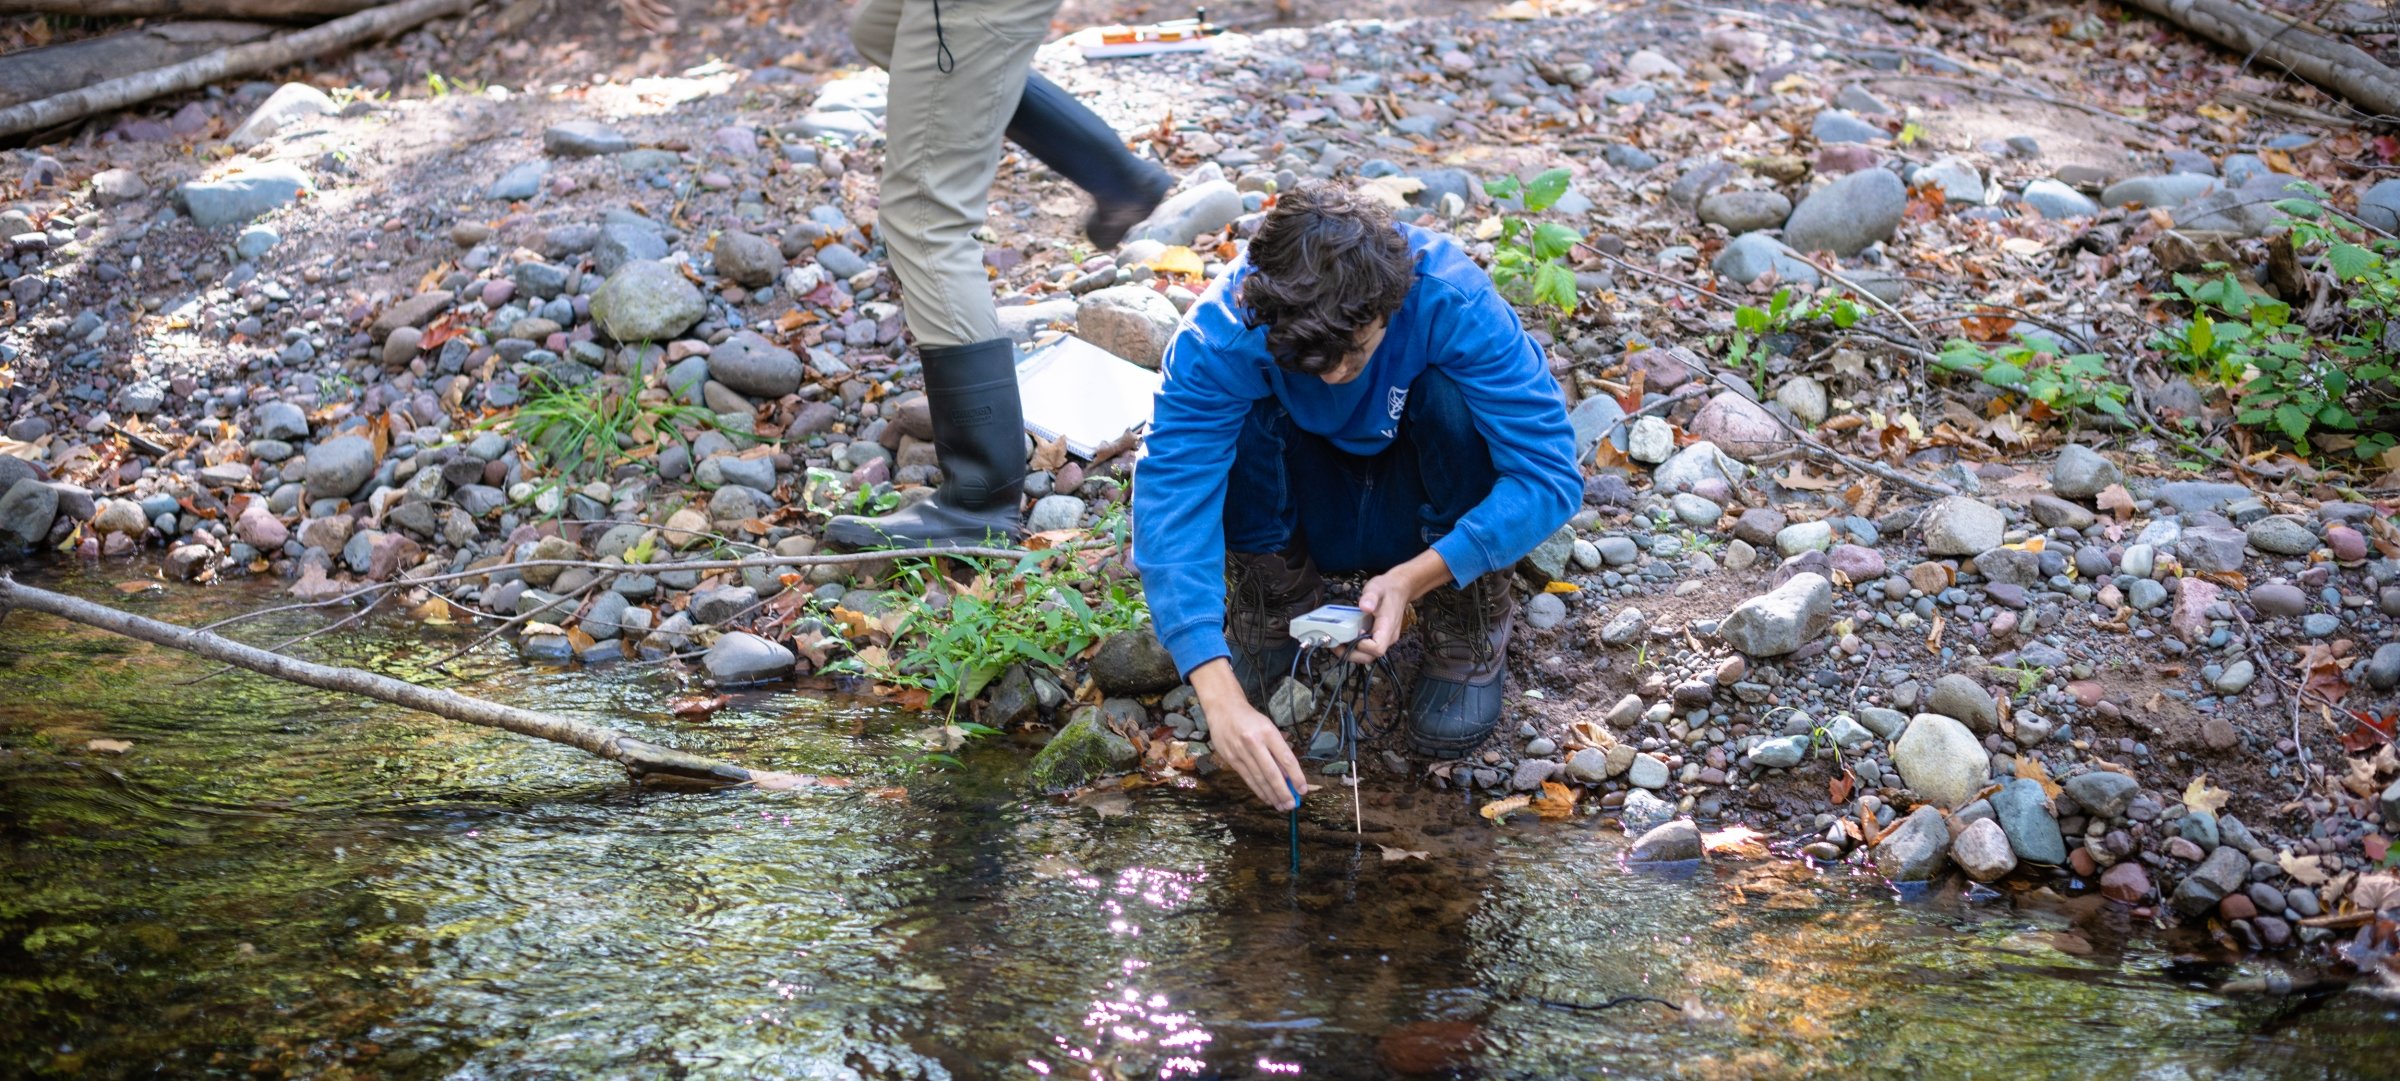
left=1406, top=571, right=1516, bottom=758
left=1006, top=73, right=1174, bottom=249
left=1224, top=548, right=1324, bottom=706
left=823, top=338, right=1025, bottom=550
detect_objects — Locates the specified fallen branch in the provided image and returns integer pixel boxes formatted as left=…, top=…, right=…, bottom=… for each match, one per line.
left=0, top=21, right=278, bottom=111
left=0, top=0, right=376, bottom=13
left=0, top=0, right=478, bottom=140
left=0, top=574, right=756, bottom=787
left=2117, top=0, right=2400, bottom=121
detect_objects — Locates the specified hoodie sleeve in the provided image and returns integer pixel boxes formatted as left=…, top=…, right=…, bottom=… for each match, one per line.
left=1131, top=321, right=1271, bottom=679
left=1420, top=273, right=1583, bottom=586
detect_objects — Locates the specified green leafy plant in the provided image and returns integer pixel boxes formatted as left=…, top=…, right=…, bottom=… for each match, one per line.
left=1481, top=168, right=1584, bottom=314
left=1991, top=662, right=2047, bottom=697
left=1722, top=287, right=1863, bottom=396
left=2151, top=199, right=2399, bottom=460
left=1934, top=334, right=2130, bottom=420
left=874, top=549, right=1150, bottom=714
left=504, top=371, right=721, bottom=484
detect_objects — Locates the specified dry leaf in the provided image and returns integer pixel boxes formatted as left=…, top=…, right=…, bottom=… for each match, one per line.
left=85, top=739, right=133, bottom=754
left=2015, top=754, right=2062, bottom=800
left=1073, top=787, right=1133, bottom=818
left=115, top=580, right=160, bottom=595
left=1143, top=246, right=1206, bottom=277
left=1029, top=434, right=1068, bottom=473
left=2280, top=850, right=2330, bottom=886
left=1531, top=781, right=1579, bottom=820
left=2351, top=872, right=2400, bottom=912
left=668, top=693, right=730, bottom=718
left=1480, top=795, right=1532, bottom=823
left=2183, top=774, right=2232, bottom=815
left=566, top=626, right=598, bottom=652
left=2095, top=483, right=2136, bottom=520
left=1380, top=845, right=1431, bottom=862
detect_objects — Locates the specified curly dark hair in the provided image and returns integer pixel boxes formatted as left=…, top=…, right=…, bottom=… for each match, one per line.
left=1238, top=182, right=1415, bottom=376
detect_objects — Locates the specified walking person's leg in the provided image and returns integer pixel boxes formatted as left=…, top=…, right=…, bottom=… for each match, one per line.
left=852, top=0, right=1169, bottom=249
left=826, top=0, right=1060, bottom=550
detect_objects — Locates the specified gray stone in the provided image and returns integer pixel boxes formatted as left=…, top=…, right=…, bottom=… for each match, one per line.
left=1129, top=180, right=1245, bottom=245
left=1090, top=628, right=1181, bottom=696
left=1811, top=109, right=1886, bottom=144
left=1746, top=734, right=1810, bottom=769
left=1688, top=390, right=1782, bottom=458
left=177, top=162, right=312, bottom=229
left=1697, top=189, right=1792, bottom=234
left=1952, top=817, right=2018, bottom=882
left=2062, top=770, right=2138, bottom=819
left=254, top=400, right=309, bottom=442
left=1874, top=804, right=1952, bottom=881
left=2126, top=578, right=2168, bottom=610
left=997, top=298, right=1079, bottom=343
left=487, top=160, right=549, bottom=202
left=2051, top=444, right=2122, bottom=500
left=1627, top=752, right=1669, bottom=789
left=1029, top=706, right=1139, bottom=792
left=1858, top=707, right=1908, bottom=740
left=593, top=223, right=669, bottom=277
left=2179, top=525, right=2249, bottom=574
left=304, top=435, right=378, bottom=500
left=2172, top=845, right=2252, bottom=917
left=704, top=631, right=794, bottom=685
left=1893, top=713, right=1987, bottom=808
left=2245, top=516, right=2318, bottom=556
left=2360, top=177, right=2400, bottom=233
left=1523, top=592, right=1568, bottom=631
left=227, top=83, right=337, bottom=148
left=1977, top=546, right=2040, bottom=588
left=1710, top=232, right=1820, bottom=287
left=1619, top=788, right=1675, bottom=833
left=0, top=479, right=58, bottom=554
left=1774, top=376, right=1829, bottom=426
left=1628, top=820, right=1705, bottom=862
left=1921, top=496, right=2005, bottom=555
left=1784, top=168, right=1906, bottom=256
left=1009, top=495, right=1080, bottom=535
left=1075, top=285, right=1180, bottom=368
left=1717, top=572, right=1833, bottom=657
left=1916, top=157, right=1986, bottom=205
left=1521, top=526, right=1574, bottom=582
left=2154, top=480, right=2252, bottom=514
left=1653, top=441, right=1743, bottom=493
left=591, top=260, right=706, bottom=343
left=1927, top=674, right=1998, bottom=732
left=705, top=331, right=802, bottom=397
left=714, top=230, right=782, bottom=288
left=1774, top=519, right=1833, bottom=555
left=2248, top=582, right=2307, bottom=618
left=2368, top=643, right=2400, bottom=690
left=580, top=591, right=632, bottom=639
left=2303, top=613, right=2341, bottom=638
left=2213, top=659, right=2258, bottom=694
left=1569, top=394, right=1626, bottom=465
left=235, top=226, right=281, bottom=260
left=1989, top=777, right=2068, bottom=864
left=1566, top=746, right=1610, bottom=784
left=545, top=120, right=633, bottom=157
left=2101, top=173, right=2219, bottom=210
left=2020, top=178, right=2100, bottom=220
left=1599, top=607, right=1648, bottom=646
left=815, top=243, right=869, bottom=278
left=1836, top=84, right=1891, bottom=114
left=707, top=484, right=775, bottom=522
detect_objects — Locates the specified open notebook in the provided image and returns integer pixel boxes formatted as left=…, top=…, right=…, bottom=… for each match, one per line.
left=1015, top=335, right=1162, bottom=458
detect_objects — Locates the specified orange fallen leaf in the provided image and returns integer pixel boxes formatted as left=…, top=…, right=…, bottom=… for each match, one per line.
left=2095, top=483, right=2136, bottom=520
left=1480, top=795, right=1531, bottom=823
left=1531, top=781, right=1579, bottom=820
left=668, top=693, right=731, bottom=718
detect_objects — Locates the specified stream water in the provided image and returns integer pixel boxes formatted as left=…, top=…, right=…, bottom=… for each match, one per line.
left=1, top=572, right=2393, bottom=1079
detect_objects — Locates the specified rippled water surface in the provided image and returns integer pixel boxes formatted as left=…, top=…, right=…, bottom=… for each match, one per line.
left=2, top=572, right=2393, bottom=1079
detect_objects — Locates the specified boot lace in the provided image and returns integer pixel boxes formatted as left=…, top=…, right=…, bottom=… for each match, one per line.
left=1418, top=574, right=1503, bottom=668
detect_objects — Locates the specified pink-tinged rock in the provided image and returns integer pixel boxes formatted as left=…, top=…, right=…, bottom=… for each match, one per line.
left=711, top=125, right=759, bottom=157
left=1626, top=345, right=1696, bottom=391
left=850, top=456, right=889, bottom=488
left=364, top=532, right=422, bottom=581
left=2068, top=680, right=2106, bottom=706
left=165, top=544, right=214, bottom=580
left=234, top=506, right=288, bottom=549
left=1688, top=391, right=1782, bottom=458
left=2172, top=577, right=2220, bottom=643
left=2167, top=836, right=2206, bottom=862
left=2101, top=861, right=2150, bottom=903
left=1828, top=543, right=1885, bottom=580
left=482, top=280, right=517, bottom=308
left=546, top=332, right=570, bottom=352
left=2326, top=525, right=2368, bottom=563
left=290, top=563, right=347, bottom=601
left=550, top=175, right=577, bottom=196
left=1815, top=144, right=1879, bottom=175
left=1990, top=610, right=2018, bottom=637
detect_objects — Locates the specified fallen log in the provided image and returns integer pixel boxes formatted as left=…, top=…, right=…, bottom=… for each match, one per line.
left=2115, top=0, right=2400, bottom=121
left=0, top=0, right=375, bottom=16
left=0, top=0, right=478, bottom=141
left=0, top=574, right=757, bottom=788
left=0, top=21, right=277, bottom=111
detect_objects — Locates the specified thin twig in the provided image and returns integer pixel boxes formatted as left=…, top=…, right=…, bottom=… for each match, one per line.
left=1802, top=255, right=1925, bottom=340
left=427, top=578, right=606, bottom=673
left=178, top=588, right=394, bottom=685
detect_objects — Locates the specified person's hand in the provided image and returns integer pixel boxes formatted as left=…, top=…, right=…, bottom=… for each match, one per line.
left=618, top=0, right=677, bottom=34
left=1344, top=549, right=1454, bottom=664
left=1192, top=660, right=1308, bottom=810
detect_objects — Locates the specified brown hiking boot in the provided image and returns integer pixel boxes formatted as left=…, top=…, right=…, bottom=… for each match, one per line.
left=1224, top=549, right=1323, bottom=705
left=1407, top=571, right=1515, bottom=757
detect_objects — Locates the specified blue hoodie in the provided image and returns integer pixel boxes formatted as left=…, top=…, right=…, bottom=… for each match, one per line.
left=1132, top=222, right=1580, bottom=678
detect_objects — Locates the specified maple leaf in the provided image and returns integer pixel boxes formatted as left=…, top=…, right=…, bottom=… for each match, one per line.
left=1531, top=781, right=1579, bottom=820
left=2183, top=774, right=2232, bottom=816
left=1029, top=434, right=1068, bottom=473
left=2015, top=754, right=2063, bottom=800
left=2095, top=483, right=2137, bottom=520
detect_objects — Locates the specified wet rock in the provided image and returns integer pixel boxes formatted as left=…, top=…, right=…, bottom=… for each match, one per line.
left=706, top=332, right=802, bottom=397
left=1783, top=168, right=1905, bottom=256
left=1717, top=572, right=1832, bottom=657
left=1129, top=180, right=1244, bottom=245
left=0, top=479, right=58, bottom=555
left=1953, top=817, right=2018, bottom=882
left=591, top=260, right=707, bottom=343
left=178, top=162, right=313, bottom=229
left=228, top=83, right=337, bottom=148
left=2050, top=444, right=2121, bottom=500
left=1697, top=190, right=1791, bottom=234
left=1710, top=232, right=1820, bottom=287
left=1687, top=391, right=1781, bottom=458
left=304, top=435, right=378, bottom=500
left=1029, top=706, right=1139, bottom=792
left=544, top=120, right=633, bottom=156
left=2172, top=845, right=2251, bottom=917
left=1628, top=819, right=1704, bottom=862
left=1989, top=777, right=2067, bottom=864
left=1873, top=804, right=1951, bottom=881
left=2101, top=861, right=2152, bottom=903
left=714, top=230, right=783, bottom=288
left=1075, top=285, right=1180, bottom=368
left=1920, top=496, right=2004, bottom=555
left=1091, top=628, right=1181, bottom=696
left=1893, top=713, right=1986, bottom=808
left=1926, top=674, right=1997, bottom=732
left=705, top=631, right=794, bottom=685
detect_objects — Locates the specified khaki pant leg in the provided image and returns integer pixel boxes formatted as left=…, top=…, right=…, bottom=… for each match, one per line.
left=849, top=0, right=902, bottom=69
left=877, top=0, right=1059, bottom=348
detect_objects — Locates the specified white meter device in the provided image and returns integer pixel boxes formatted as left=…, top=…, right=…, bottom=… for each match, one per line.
left=1288, top=604, right=1370, bottom=648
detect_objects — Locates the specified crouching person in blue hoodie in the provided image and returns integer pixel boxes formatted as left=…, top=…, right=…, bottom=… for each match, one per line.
left=1131, top=182, right=1582, bottom=811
